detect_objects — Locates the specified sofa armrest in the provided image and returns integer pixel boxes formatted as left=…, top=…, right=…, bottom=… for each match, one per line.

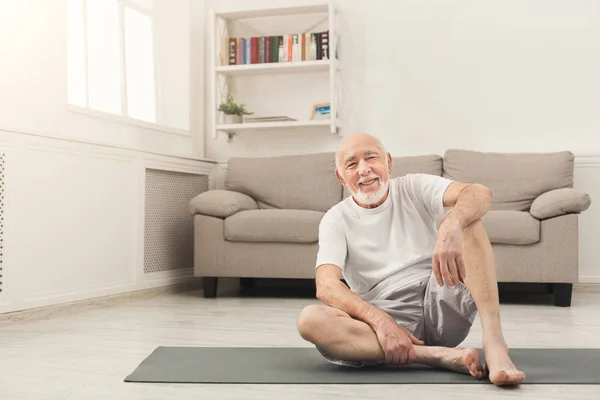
left=188, top=189, right=258, bottom=218
left=530, top=188, right=591, bottom=220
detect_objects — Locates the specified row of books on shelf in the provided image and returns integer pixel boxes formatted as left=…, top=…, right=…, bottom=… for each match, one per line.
left=221, top=31, right=329, bottom=66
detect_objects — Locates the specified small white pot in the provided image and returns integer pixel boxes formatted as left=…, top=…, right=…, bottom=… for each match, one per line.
left=224, top=114, right=242, bottom=124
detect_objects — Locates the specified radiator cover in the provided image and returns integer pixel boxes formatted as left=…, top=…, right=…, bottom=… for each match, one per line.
left=144, top=168, right=209, bottom=274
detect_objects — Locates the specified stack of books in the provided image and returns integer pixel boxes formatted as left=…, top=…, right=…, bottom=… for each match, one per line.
left=220, top=31, right=329, bottom=65
left=242, top=116, right=296, bottom=123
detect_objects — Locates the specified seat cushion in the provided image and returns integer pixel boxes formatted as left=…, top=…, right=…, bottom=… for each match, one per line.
left=225, top=152, right=342, bottom=212
left=482, top=211, right=540, bottom=245
left=224, top=209, right=325, bottom=243
left=443, top=149, right=574, bottom=211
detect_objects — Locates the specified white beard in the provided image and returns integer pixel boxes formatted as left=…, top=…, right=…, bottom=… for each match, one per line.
left=350, top=178, right=389, bottom=205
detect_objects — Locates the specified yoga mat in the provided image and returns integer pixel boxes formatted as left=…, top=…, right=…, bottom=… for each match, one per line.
left=125, top=347, right=600, bottom=384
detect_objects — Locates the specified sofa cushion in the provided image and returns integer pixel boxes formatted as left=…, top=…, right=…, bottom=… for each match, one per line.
left=530, top=188, right=591, bottom=220
left=224, top=209, right=325, bottom=243
left=482, top=210, right=540, bottom=245
left=225, top=152, right=341, bottom=212
left=188, top=189, right=258, bottom=218
left=443, top=149, right=574, bottom=211
left=343, top=155, right=443, bottom=198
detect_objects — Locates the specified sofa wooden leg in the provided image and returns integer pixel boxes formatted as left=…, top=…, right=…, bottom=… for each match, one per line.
left=203, top=277, right=218, bottom=298
left=240, top=277, right=256, bottom=292
left=552, top=283, right=572, bottom=307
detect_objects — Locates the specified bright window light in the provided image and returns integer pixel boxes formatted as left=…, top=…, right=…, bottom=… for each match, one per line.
left=67, top=0, right=86, bottom=107
left=66, top=0, right=189, bottom=132
left=124, top=7, right=156, bottom=123
left=86, top=0, right=121, bottom=115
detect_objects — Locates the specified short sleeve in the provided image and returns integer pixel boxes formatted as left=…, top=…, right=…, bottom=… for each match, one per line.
left=409, top=173, right=454, bottom=223
left=315, top=211, right=347, bottom=271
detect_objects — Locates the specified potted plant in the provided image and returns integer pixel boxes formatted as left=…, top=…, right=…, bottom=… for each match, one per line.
left=218, top=93, right=253, bottom=124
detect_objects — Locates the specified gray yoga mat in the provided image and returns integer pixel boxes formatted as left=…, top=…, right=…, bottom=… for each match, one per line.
left=125, top=346, right=600, bottom=384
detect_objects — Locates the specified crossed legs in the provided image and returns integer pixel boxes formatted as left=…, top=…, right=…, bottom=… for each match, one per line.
left=297, top=219, right=525, bottom=385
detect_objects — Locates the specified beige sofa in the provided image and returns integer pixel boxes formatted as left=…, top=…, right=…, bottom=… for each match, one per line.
left=189, top=149, right=591, bottom=306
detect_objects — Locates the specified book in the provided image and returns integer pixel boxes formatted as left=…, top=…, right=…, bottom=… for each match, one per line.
left=220, top=31, right=330, bottom=65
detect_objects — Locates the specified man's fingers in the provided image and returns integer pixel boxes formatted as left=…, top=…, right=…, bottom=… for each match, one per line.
left=385, top=350, right=393, bottom=365
left=440, top=258, right=452, bottom=286
left=448, top=258, right=459, bottom=286
left=410, top=333, right=424, bottom=345
left=432, top=256, right=444, bottom=286
left=457, top=255, right=467, bottom=282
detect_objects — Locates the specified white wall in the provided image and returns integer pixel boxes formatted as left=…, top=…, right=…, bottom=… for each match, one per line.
left=0, top=129, right=215, bottom=314
left=0, top=0, right=205, bottom=159
left=204, top=0, right=600, bottom=160
left=204, top=0, right=600, bottom=283
left=0, top=0, right=215, bottom=314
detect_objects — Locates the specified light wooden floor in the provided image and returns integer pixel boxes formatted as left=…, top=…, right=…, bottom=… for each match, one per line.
left=1, top=281, right=600, bottom=400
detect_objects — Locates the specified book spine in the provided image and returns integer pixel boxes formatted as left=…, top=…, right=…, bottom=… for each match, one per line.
left=321, top=31, right=329, bottom=60
left=229, top=38, right=236, bottom=65
left=316, top=33, right=322, bottom=60
left=310, top=33, right=316, bottom=60
left=220, top=36, right=228, bottom=65
left=251, top=37, right=257, bottom=64
left=245, top=39, right=250, bottom=64
left=260, top=36, right=265, bottom=63
left=278, top=36, right=284, bottom=62
left=288, top=34, right=292, bottom=62
left=270, top=36, right=277, bottom=63
left=266, top=36, right=271, bottom=63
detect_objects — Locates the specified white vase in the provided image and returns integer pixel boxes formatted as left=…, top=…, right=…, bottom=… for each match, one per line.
left=224, top=114, right=242, bottom=124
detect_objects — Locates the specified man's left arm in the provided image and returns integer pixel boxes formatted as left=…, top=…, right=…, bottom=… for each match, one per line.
left=442, top=182, right=493, bottom=229
left=431, top=182, right=493, bottom=287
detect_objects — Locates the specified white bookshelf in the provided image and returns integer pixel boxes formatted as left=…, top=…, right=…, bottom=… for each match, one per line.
left=208, top=2, right=341, bottom=142
left=215, top=59, right=340, bottom=76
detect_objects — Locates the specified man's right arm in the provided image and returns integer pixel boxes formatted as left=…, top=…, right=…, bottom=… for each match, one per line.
left=315, top=264, right=391, bottom=330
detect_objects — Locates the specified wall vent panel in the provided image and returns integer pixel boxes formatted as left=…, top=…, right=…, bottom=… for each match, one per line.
left=144, top=169, right=209, bottom=274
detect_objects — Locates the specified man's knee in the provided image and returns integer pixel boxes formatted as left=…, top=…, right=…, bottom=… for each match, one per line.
left=296, top=304, right=343, bottom=342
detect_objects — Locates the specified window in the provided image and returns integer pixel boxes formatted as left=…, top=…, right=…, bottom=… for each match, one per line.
left=67, top=0, right=190, bottom=133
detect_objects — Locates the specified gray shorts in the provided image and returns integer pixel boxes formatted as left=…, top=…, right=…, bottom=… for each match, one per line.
left=317, top=272, right=478, bottom=367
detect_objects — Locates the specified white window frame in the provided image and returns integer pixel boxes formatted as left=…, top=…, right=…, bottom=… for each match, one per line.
left=68, top=0, right=190, bottom=136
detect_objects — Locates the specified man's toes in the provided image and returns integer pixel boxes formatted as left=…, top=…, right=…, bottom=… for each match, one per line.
left=511, top=371, right=526, bottom=382
left=490, top=369, right=525, bottom=386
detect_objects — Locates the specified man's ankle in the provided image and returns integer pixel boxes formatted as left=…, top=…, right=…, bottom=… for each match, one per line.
left=483, top=335, right=508, bottom=351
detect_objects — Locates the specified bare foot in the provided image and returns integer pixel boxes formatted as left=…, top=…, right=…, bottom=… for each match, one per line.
left=483, top=344, right=526, bottom=386
left=434, top=347, right=485, bottom=379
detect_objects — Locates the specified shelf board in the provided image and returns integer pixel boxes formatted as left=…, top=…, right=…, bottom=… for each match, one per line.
left=216, top=59, right=338, bottom=76
left=217, top=119, right=340, bottom=132
left=216, top=4, right=329, bottom=20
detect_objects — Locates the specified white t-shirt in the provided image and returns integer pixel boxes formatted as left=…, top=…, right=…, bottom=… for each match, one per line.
left=315, top=173, right=453, bottom=297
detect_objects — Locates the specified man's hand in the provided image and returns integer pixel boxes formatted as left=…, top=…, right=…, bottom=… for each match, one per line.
left=433, top=217, right=467, bottom=287
left=372, top=316, right=424, bottom=365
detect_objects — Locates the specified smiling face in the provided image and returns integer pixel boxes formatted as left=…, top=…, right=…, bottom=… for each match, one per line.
left=335, top=134, right=393, bottom=208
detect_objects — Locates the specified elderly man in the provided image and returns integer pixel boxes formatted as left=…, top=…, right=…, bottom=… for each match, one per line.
left=296, top=133, right=525, bottom=386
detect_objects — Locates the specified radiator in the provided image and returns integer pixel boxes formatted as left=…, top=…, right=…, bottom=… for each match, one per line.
left=144, top=168, right=209, bottom=274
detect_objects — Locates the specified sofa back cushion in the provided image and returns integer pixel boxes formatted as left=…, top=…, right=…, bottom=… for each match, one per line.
left=343, top=155, right=443, bottom=198
left=225, top=152, right=342, bottom=212
left=443, top=149, right=574, bottom=211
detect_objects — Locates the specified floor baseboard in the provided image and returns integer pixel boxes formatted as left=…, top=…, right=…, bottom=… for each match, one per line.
left=0, top=280, right=203, bottom=327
